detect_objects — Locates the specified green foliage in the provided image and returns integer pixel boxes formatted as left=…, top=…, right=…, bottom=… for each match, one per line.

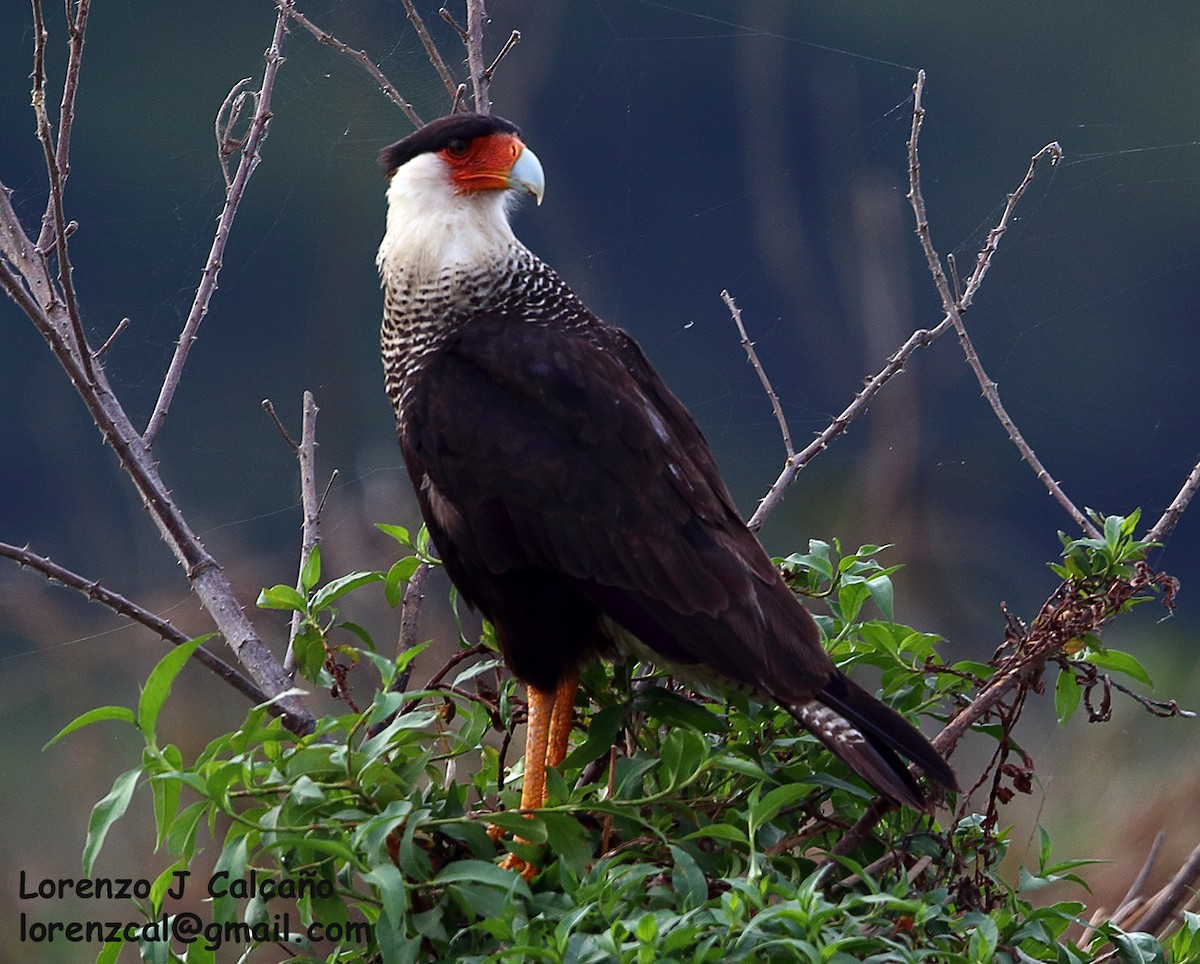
left=1046, top=511, right=1168, bottom=727
left=53, top=531, right=1172, bottom=962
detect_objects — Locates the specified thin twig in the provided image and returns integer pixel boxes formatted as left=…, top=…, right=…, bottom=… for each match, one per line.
left=215, top=78, right=255, bottom=194
left=1129, top=837, right=1200, bottom=937
left=284, top=392, right=321, bottom=675
left=399, top=0, right=458, bottom=104
left=38, top=0, right=89, bottom=253
left=439, top=7, right=468, bottom=42
left=747, top=316, right=953, bottom=530
left=142, top=7, right=289, bottom=448
left=282, top=4, right=423, bottom=127
left=1145, top=453, right=1200, bottom=545
left=30, top=0, right=93, bottom=385
left=722, top=289, right=793, bottom=459
left=906, top=71, right=1090, bottom=537
left=464, top=0, right=489, bottom=113
left=484, top=30, right=520, bottom=82
left=1113, top=831, right=1164, bottom=921
left=92, top=316, right=130, bottom=360
left=0, top=541, right=313, bottom=732
left=262, top=398, right=299, bottom=452
left=394, top=561, right=432, bottom=692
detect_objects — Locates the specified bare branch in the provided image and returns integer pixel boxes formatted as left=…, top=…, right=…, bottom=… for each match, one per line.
left=1128, top=837, right=1200, bottom=937
left=395, top=561, right=432, bottom=693
left=215, top=78, right=254, bottom=194
left=464, top=0, right=489, bottom=113
left=484, top=30, right=521, bottom=83
left=748, top=316, right=953, bottom=530
left=1, top=9, right=313, bottom=729
left=262, top=398, right=299, bottom=452
left=905, top=70, right=1094, bottom=538
left=142, top=7, right=289, bottom=448
left=92, top=316, right=130, bottom=360
left=284, top=392, right=321, bottom=675
left=399, top=0, right=459, bottom=105
left=1145, top=453, right=1200, bottom=545
left=721, top=289, right=793, bottom=459
left=31, top=0, right=93, bottom=385
left=439, top=7, right=468, bottom=43
left=0, top=541, right=314, bottom=733
left=37, top=0, right=90, bottom=253
left=282, top=3, right=424, bottom=127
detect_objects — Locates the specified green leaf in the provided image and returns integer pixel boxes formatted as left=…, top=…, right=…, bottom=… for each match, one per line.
left=750, top=783, right=815, bottom=831
left=1055, top=668, right=1081, bottom=726
left=1084, top=648, right=1154, bottom=688
left=376, top=522, right=412, bottom=547
left=94, top=936, right=126, bottom=964
left=433, top=859, right=534, bottom=896
left=300, top=543, right=322, bottom=593
left=865, top=574, right=894, bottom=621
left=257, top=584, right=308, bottom=611
left=1109, top=929, right=1166, bottom=964
left=45, top=705, right=136, bottom=748
left=150, top=744, right=183, bottom=849
left=385, top=556, right=423, bottom=607
left=83, top=767, right=141, bottom=877
left=311, top=570, right=385, bottom=610
left=138, top=637, right=210, bottom=744
left=669, top=844, right=709, bottom=911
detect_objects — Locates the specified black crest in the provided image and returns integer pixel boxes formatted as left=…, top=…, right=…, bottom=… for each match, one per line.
left=379, top=114, right=522, bottom=177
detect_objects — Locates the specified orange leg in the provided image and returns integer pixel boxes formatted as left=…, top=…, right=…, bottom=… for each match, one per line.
left=498, top=671, right=578, bottom=878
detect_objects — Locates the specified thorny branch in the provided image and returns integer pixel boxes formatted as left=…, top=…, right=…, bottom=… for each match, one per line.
left=142, top=8, right=289, bottom=448
left=281, top=3, right=424, bottom=128
left=261, top=392, right=323, bottom=676
left=906, top=71, right=1090, bottom=538
left=465, top=0, right=490, bottom=113
left=31, top=0, right=92, bottom=386
left=722, top=289, right=793, bottom=459
left=0, top=541, right=313, bottom=731
left=401, top=0, right=458, bottom=104
left=1, top=4, right=313, bottom=729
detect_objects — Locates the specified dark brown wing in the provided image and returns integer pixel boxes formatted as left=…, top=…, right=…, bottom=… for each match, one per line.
left=398, top=311, right=834, bottom=700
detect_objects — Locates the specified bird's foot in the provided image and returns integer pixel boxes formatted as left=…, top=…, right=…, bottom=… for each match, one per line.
left=498, top=850, right=539, bottom=880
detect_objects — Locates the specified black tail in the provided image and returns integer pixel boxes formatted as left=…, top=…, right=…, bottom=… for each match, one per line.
left=789, top=671, right=957, bottom=810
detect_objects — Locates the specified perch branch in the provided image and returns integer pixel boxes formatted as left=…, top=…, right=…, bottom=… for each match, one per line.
left=722, top=289, right=793, bottom=459
left=282, top=3, right=424, bottom=127
left=142, top=6, right=288, bottom=448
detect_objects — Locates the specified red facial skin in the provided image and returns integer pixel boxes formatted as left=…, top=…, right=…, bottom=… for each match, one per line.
left=440, top=132, right=525, bottom=195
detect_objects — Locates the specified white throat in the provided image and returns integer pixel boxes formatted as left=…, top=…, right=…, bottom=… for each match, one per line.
left=376, top=152, right=522, bottom=286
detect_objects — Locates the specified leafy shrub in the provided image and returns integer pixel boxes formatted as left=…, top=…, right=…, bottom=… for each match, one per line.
left=56, top=519, right=1185, bottom=962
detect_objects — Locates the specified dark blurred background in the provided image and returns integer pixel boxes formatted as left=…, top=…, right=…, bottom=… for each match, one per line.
left=2, top=2, right=1199, bottom=958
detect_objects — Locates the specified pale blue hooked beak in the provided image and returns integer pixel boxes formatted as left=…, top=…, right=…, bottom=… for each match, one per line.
left=508, top=145, right=545, bottom=206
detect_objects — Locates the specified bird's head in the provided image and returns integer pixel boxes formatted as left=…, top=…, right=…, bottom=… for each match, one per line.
left=377, top=114, right=544, bottom=284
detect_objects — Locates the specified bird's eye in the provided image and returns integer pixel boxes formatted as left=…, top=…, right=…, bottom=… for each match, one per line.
left=445, top=139, right=470, bottom=159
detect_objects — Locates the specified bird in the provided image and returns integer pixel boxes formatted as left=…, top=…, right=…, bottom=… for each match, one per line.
left=375, top=113, right=956, bottom=869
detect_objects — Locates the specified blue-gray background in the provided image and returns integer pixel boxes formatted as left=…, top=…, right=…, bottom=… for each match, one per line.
left=2, top=2, right=1198, bottom=956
